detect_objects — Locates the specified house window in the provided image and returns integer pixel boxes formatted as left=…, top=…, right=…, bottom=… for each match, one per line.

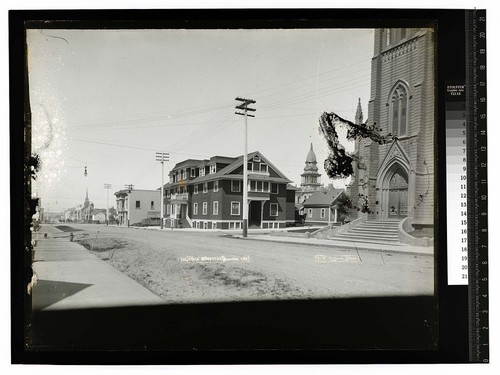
left=204, top=222, right=208, bottom=230
left=231, top=180, right=241, bottom=192
left=263, top=181, right=269, bottom=192
left=214, top=180, right=219, bottom=192
left=320, top=208, right=326, bottom=218
left=199, top=167, right=205, bottom=177
left=213, top=201, right=219, bottom=215
left=203, top=183, right=208, bottom=193
left=136, top=201, right=141, bottom=209
left=253, top=156, right=261, bottom=162
left=210, top=164, right=217, bottom=174
left=260, top=163, right=268, bottom=173
left=271, top=183, right=278, bottom=194
left=389, top=83, right=409, bottom=136
left=270, top=203, right=278, bottom=217
left=247, top=162, right=253, bottom=171
left=194, top=185, right=199, bottom=194
left=182, top=169, right=187, bottom=180
left=193, top=203, right=198, bottom=215
left=203, top=202, right=208, bottom=215
left=231, top=201, right=241, bottom=216
left=190, top=168, right=196, bottom=178
left=308, top=208, right=313, bottom=218
left=151, top=201, right=155, bottom=210
left=167, top=204, right=171, bottom=215
left=212, top=222, right=217, bottom=229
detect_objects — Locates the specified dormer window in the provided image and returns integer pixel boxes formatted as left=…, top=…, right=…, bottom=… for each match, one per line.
left=260, top=163, right=268, bottom=173
left=253, top=156, right=261, bottom=162
left=199, top=167, right=205, bottom=177
left=210, top=164, right=217, bottom=174
left=190, top=168, right=196, bottom=178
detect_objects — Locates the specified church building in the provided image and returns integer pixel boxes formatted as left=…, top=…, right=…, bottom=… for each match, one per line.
left=348, top=28, right=434, bottom=232
left=296, top=143, right=324, bottom=205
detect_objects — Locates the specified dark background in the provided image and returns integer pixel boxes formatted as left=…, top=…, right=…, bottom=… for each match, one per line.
left=11, top=8, right=471, bottom=364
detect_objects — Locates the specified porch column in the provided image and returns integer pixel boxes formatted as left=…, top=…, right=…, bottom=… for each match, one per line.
left=260, top=201, right=264, bottom=228
left=334, top=208, right=338, bottom=223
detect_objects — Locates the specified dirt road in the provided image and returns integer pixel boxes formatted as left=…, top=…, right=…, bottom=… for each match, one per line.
left=67, top=224, right=434, bottom=303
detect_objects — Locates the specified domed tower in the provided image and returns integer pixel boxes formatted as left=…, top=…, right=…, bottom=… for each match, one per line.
left=300, top=143, right=322, bottom=192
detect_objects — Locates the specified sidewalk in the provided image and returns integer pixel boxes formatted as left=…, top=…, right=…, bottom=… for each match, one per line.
left=232, top=233, right=434, bottom=256
left=32, top=225, right=163, bottom=311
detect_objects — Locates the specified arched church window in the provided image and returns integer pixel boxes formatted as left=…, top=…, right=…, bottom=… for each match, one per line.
left=389, top=83, right=409, bottom=136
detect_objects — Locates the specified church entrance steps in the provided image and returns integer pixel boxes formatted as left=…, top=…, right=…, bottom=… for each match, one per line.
left=327, top=219, right=403, bottom=246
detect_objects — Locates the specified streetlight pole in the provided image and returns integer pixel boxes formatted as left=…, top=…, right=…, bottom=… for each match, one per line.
left=235, top=97, right=256, bottom=238
left=104, top=184, right=112, bottom=225
left=156, top=152, right=170, bottom=229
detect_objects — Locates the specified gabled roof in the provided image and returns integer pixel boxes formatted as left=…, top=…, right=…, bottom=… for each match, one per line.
left=163, top=151, right=292, bottom=187
left=302, top=187, right=344, bottom=207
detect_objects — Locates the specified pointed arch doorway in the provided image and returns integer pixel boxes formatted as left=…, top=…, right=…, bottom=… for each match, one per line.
left=387, top=167, right=408, bottom=219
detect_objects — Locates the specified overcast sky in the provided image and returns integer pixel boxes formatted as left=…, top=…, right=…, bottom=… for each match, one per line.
left=27, top=28, right=374, bottom=212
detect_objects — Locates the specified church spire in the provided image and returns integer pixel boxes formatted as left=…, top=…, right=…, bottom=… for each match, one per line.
left=84, top=188, right=90, bottom=208
left=355, top=98, right=363, bottom=125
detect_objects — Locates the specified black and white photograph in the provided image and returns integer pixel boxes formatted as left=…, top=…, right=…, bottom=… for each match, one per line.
left=27, top=25, right=435, bottom=305
left=20, top=6, right=500, bottom=365
left=23, top=21, right=439, bottom=354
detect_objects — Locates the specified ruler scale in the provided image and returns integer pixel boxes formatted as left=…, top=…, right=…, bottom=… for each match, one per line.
left=465, top=9, right=488, bottom=363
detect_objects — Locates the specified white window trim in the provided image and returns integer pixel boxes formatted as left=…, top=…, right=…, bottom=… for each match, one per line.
left=203, top=183, right=208, bottom=193
left=231, top=201, right=241, bottom=216
left=190, top=168, right=196, bottom=178
left=199, top=167, right=205, bottom=177
left=210, top=164, right=217, bottom=174
left=194, top=185, right=199, bottom=194
left=320, top=208, right=326, bottom=218
left=203, top=202, right=208, bottom=215
left=247, top=162, right=253, bottom=171
left=214, top=180, right=219, bottom=192
left=213, top=201, right=219, bottom=215
left=308, top=208, right=313, bottom=218
left=270, top=203, right=278, bottom=217
left=260, top=163, right=268, bottom=173
left=193, top=203, right=198, bottom=215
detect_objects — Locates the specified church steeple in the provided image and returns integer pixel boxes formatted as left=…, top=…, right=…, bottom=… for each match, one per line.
left=355, top=98, right=363, bottom=125
left=301, top=143, right=321, bottom=190
left=84, top=188, right=90, bottom=208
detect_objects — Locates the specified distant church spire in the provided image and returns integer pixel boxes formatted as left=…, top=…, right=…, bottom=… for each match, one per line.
left=355, top=98, right=363, bottom=125
left=301, top=143, right=321, bottom=191
left=84, top=188, right=90, bottom=208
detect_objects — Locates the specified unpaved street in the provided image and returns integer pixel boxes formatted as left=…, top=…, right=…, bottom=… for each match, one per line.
left=68, top=224, right=434, bottom=303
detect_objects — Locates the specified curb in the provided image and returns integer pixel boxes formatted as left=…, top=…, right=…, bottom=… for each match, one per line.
left=232, top=235, right=434, bottom=256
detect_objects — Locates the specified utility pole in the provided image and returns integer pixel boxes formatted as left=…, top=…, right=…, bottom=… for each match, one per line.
left=125, top=184, right=134, bottom=228
left=104, top=184, right=112, bottom=225
left=235, top=97, right=256, bottom=238
left=155, top=152, right=170, bottom=229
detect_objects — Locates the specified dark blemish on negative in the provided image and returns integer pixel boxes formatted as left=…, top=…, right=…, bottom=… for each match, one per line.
left=318, top=111, right=395, bottom=180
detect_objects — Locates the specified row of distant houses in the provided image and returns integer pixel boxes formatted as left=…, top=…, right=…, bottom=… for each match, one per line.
left=113, top=145, right=348, bottom=229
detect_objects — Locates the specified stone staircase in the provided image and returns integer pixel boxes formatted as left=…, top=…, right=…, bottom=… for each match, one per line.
left=328, top=220, right=402, bottom=245
left=177, top=218, right=191, bottom=229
